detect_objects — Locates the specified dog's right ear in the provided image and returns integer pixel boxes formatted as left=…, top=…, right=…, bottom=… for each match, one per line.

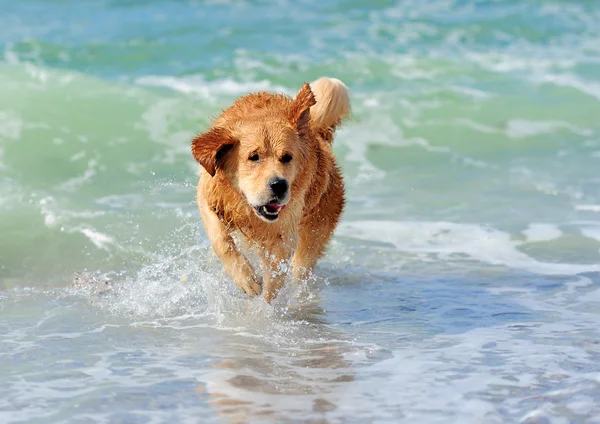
left=191, top=127, right=236, bottom=177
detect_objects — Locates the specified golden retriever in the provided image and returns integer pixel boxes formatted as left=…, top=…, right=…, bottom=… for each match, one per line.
left=191, top=77, right=350, bottom=302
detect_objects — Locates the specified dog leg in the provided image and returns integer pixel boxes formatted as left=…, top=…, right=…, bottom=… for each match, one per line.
left=292, top=181, right=344, bottom=282
left=291, top=227, right=328, bottom=283
left=260, top=243, right=293, bottom=303
left=199, top=203, right=262, bottom=296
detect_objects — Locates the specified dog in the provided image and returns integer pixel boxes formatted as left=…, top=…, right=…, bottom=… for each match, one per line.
left=191, top=77, right=350, bottom=302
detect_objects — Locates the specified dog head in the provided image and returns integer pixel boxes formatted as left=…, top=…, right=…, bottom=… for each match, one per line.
left=192, top=83, right=316, bottom=222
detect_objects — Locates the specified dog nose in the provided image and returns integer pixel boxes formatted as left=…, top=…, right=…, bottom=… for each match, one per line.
left=268, top=177, right=289, bottom=197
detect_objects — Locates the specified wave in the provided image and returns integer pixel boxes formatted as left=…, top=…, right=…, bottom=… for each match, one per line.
left=1, top=60, right=599, bottom=288
left=339, top=220, right=600, bottom=276
left=136, top=75, right=292, bottom=100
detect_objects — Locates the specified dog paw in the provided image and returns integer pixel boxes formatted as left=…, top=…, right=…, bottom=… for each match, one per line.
left=239, top=276, right=262, bottom=297
left=262, top=281, right=284, bottom=303
left=263, top=288, right=277, bottom=304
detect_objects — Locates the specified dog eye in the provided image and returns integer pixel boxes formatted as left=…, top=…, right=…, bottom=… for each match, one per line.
left=249, top=154, right=259, bottom=162
left=281, top=154, right=293, bottom=163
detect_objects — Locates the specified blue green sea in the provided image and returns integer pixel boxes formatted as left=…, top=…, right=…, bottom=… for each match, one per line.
left=2, top=0, right=600, bottom=422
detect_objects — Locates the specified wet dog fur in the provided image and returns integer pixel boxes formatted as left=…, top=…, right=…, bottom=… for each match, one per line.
left=192, top=77, right=350, bottom=302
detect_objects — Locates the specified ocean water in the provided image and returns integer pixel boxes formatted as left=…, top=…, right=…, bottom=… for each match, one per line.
left=1, top=0, right=600, bottom=422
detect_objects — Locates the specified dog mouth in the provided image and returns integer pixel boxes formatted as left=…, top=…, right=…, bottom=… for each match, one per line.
left=254, top=201, right=286, bottom=221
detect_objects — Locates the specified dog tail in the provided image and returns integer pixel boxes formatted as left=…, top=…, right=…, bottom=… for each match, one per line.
left=309, top=77, right=351, bottom=143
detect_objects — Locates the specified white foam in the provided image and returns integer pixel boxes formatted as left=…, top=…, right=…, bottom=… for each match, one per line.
left=448, top=85, right=495, bottom=100
left=522, top=223, right=563, bottom=243
left=576, top=204, right=600, bottom=213
left=38, top=196, right=116, bottom=251
left=2, top=42, right=20, bottom=65
left=339, top=220, right=600, bottom=276
left=464, top=51, right=575, bottom=74
left=79, top=228, right=114, bottom=250
left=135, top=75, right=290, bottom=100
left=57, top=157, right=99, bottom=191
left=505, top=119, right=593, bottom=139
left=39, top=197, right=58, bottom=228
left=581, top=226, right=600, bottom=243
left=136, top=99, right=195, bottom=160
left=342, top=94, right=492, bottom=180
left=0, top=110, right=22, bottom=140
left=537, top=73, right=600, bottom=102
left=388, top=56, right=440, bottom=80
left=341, top=321, right=597, bottom=422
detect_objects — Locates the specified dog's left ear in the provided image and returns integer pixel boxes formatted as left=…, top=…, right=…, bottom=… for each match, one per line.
left=191, top=127, right=236, bottom=177
left=288, top=83, right=316, bottom=138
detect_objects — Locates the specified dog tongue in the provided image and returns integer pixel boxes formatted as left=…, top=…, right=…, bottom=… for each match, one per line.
left=265, top=202, right=283, bottom=213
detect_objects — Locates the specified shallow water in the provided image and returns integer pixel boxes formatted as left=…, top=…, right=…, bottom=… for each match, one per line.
left=1, top=0, right=600, bottom=422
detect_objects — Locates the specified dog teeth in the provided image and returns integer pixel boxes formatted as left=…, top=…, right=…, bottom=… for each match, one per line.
left=261, top=206, right=278, bottom=215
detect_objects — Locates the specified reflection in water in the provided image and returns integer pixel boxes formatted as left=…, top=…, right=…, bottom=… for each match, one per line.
left=72, top=264, right=363, bottom=422
left=201, top=300, right=355, bottom=423
left=62, top=250, right=574, bottom=422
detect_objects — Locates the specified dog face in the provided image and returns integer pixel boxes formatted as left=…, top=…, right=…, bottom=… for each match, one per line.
left=192, top=83, right=316, bottom=222
left=231, top=123, right=302, bottom=221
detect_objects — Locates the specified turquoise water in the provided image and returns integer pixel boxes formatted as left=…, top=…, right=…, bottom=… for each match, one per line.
left=1, top=0, right=600, bottom=422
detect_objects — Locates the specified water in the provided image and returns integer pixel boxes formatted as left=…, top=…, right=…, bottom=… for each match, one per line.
left=1, top=0, right=600, bottom=422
